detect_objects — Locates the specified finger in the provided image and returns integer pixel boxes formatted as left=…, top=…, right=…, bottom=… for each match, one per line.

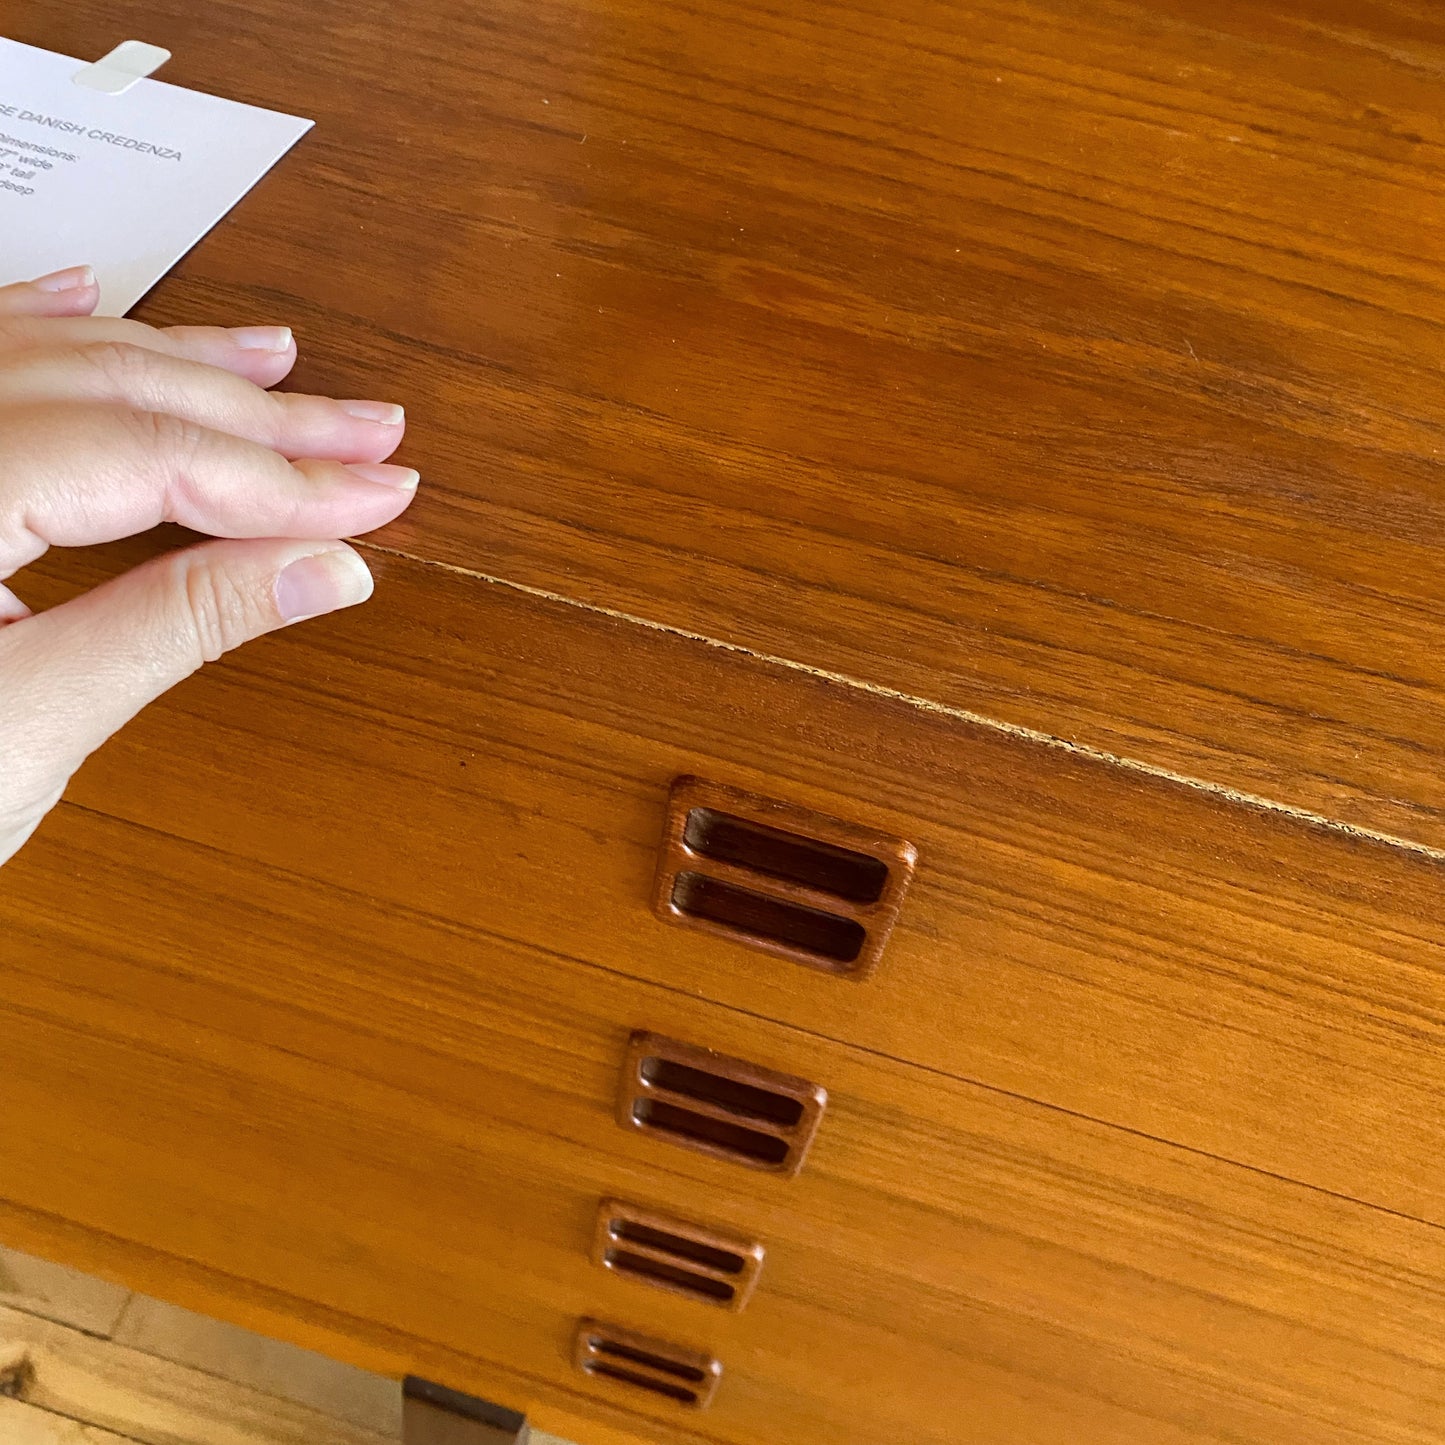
left=0, top=583, right=30, bottom=623
left=0, top=536, right=373, bottom=816
left=0, top=267, right=102, bottom=318
left=0, top=403, right=419, bottom=578
left=0, top=343, right=405, bottom=463
left=0, top=315, right=299, bottom=387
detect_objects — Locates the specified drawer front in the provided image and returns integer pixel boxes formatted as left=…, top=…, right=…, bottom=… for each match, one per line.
left=25, top=538, right=1445, bottom=1232
left=5, top=802, right=1445, bottom=1445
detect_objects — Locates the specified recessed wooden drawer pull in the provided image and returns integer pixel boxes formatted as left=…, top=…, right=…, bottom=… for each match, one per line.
left=573, top=1319, right=722, bottom=1409
left=593, top=1199, right=765, bottom=1310
left=618, top=1032, right=826, bottom=1177
left=654, top=777, right=916, bottom=979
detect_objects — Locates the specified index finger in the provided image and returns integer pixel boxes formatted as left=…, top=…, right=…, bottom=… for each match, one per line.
left=0, top=402, right=419, bottom=580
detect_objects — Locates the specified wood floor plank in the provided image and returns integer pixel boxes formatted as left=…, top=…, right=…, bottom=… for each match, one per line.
left=0, top=1304, right=396, bottom=1445
left=0, top=1249, right=130, bottom=1337
left=0, top=1254, right=579, bottom=1445
left=112, top=1295, right=402, bottom=1438
left=0, top=1396, right=130, bottom=1445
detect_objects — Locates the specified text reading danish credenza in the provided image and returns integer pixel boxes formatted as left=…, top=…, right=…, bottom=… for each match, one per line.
left=7, top=2, right=1445, bottom=1442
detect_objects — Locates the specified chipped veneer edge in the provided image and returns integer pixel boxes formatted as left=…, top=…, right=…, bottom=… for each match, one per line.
left=356, top=541, right=1445, bottom=867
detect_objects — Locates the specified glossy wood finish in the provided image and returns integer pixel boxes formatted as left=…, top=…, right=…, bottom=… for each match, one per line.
left=8, top=805, right=1445, bottom=1444
left=654, top=777, right=916, bottom=979
left=11, top=0, right=1445, bottom=1440
left=592, top=1202, right=765, bottom=1313
left=572, top=1323, right=721, bottom=1413
left=19, top=539, right=1445, bottom=1232
left=617, top=1033, right=828, bottom=1179
left=16, top=0, right=1445, bottom=843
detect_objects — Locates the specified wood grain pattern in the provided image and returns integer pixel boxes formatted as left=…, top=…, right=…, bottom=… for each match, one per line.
left=0, top=1248, right=129, bottom=1336
left=0, top=1397, right=128, bottom=1445
left=572, top=1322, right=722, bottom=1413
left=16, top=0, right=1445, bottom=842
left=21, top=538, right=1445, bottom=1231
left=0, top=1304, right=395, bottom=1445
left=10, top=1, right=1445, bottom=1440
left=6, top=807, right=1445, bottom=1444
left=617, top=1032, right=828, bottom=1179
left=110, top=1295, right=403, bottom=1438
left=653, top=776, right=916, bottom=979
left=591, top=1201, right=766, bottom=1313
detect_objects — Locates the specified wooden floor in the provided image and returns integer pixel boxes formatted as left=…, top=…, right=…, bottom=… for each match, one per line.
left=0, top=1245, right=571, bottom=1445
left=8, top=2, right=1445, bottom=1440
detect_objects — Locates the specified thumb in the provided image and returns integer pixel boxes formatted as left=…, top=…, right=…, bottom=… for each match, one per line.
left=0, top=537, right=372, bottom=855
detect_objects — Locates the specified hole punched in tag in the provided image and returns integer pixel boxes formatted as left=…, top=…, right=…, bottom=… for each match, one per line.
left=653, top=777, right=917, bottom=980
left=73, top=40, right=171, bottom=95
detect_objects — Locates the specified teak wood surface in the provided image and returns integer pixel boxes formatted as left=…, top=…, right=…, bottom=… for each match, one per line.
left=24, top=540, right=1445, bottom=1230
left=9, top=538, right=1445, bottom=1442
left=8, top=0, right=1445, bottom=1442
left=16, top=0, right=1445, bottom=842
left=8, top=792, right=1445, bottom=1445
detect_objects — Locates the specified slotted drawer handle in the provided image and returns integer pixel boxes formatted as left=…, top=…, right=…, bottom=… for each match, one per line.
left=593, top=1199, right=765, bottom=1311
left=573, top=1319, right=722, bottom=1410
left=616, top=1031, right=826, bottom=1178
left=653, top=776, right=917, bottom=980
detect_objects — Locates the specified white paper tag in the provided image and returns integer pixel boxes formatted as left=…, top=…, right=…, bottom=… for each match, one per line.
left=0, top=37, right=312, bottom=315
left=73, top=40, right=172, bottom=96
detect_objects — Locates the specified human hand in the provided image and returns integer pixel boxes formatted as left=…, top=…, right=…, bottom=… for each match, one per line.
left=0, top=266, right=419, bottom=865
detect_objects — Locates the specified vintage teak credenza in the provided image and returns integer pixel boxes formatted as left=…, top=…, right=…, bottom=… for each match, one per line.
left=7, top=2, right=1445, bottom=1443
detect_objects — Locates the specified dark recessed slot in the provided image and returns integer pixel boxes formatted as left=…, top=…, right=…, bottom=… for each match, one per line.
left=575, top=1318, right=721, bottom=1410
left=402, top=1378, right=527, bottom=1432
left=584, top=1363, right=699, bottom=1405
left=590, top=1337, right=707, bottom=1384
left=604, top=1249, right=737, bottom=1303
left=639, top=1053, right=805, bottom=1126
left=632, top=1098, right=791, bottom=1166
left=671, top=872, right=866, bottom=966
left=683, top=807, right=890, bottom=904
left=610, top=1219, right=747, bottom=1275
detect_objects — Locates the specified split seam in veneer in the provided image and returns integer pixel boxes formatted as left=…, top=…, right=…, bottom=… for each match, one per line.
left=356, top=541, right=1445, bottom=866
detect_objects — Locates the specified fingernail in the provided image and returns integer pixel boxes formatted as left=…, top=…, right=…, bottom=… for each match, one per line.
left=32, top=264, right=96, bottom=293
left=275, top=548, right=374, bottom=624
left=338, top=399, right=406, bottom=426
left=231, top=325, right=294, bottom=352
left=345, top=461, right=420, bottom=490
